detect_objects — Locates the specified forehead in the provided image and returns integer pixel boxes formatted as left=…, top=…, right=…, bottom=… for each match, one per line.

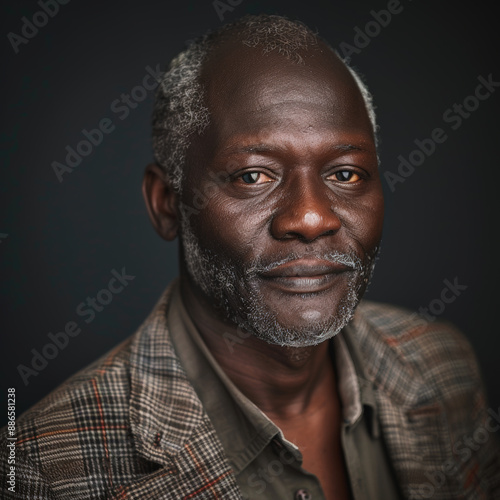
left=198, top=40, right=374, bottom=149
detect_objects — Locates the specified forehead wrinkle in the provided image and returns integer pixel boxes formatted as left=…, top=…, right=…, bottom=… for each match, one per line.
left=214, top=91, right=357, bottom=141
left=221, top=142, right=285, bottom=155
left=214, top=137, right=375, bottom=169
left=209, top=68, right=369, bottom=139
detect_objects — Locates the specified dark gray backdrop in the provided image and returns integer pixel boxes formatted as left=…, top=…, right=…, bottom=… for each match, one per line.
left=1, top=0, right=499, bottom=425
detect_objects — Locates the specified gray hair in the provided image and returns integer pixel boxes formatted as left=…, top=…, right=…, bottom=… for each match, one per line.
left=152, top=14, right=378, bottom=192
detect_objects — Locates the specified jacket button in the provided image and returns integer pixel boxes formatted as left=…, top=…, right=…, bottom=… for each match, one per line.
left=294, top=489, right=311, bottom=500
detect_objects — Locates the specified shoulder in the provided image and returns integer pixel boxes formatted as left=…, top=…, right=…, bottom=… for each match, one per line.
left=351, top=299, right=483, bottom=397
left=11, top=281, right=180, bottom=446
left=0, top=283, right=191, bottom=498
left=351, top=301, right=500, bottom=496
left=16, top=336, right=134, bottom=436
left=356, top=299, right=477, bottom=362
left=1, top=337, right=137, bottom=498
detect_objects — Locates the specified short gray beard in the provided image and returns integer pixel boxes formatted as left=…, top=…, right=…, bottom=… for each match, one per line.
left=179, top=213, right=377, bottom=348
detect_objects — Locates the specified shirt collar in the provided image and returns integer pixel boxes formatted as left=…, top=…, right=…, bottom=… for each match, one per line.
left=334, top=329, right=380, bottom=438
left=167, top=283, right=281, bottom=475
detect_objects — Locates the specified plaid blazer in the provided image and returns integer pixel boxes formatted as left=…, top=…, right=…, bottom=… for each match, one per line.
left=2, top=283, right=499, bottom=499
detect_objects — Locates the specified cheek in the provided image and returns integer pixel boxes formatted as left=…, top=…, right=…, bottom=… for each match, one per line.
left=368, top=191, right=385, bottom=240
left=191, top=195, right=272, bottom=258
left=336, top=192, right=384, bottom=248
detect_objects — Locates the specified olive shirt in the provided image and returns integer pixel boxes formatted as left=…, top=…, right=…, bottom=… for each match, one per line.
left=167, top=284, right=401, bottom=500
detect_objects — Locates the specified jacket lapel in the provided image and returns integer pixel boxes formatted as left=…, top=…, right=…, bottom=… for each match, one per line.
left=344, top=303, right=454, bottom=499
left=111, top=282, right=243, bottom=499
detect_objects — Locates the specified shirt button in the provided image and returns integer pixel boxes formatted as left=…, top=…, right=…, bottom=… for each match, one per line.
left=294, top=489, right=312, bottom=500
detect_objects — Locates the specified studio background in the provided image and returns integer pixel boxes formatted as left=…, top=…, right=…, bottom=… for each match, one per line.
left=1, top=0, right=499, bottom=425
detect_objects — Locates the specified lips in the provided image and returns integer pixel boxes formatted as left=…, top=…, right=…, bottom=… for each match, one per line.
left=259, top=258, right=353, bottom=293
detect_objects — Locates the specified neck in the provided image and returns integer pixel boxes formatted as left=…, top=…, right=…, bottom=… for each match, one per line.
left=179, top=276, right=336, bottom=421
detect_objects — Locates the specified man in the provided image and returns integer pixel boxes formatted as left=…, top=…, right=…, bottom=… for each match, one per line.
left=2, top=14, right=499, bottom=500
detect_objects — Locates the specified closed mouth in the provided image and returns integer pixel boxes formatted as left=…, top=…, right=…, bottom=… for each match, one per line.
left=259, top=258, right=354, bottom=293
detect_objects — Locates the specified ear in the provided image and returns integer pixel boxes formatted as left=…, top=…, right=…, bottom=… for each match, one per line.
left=142, top=163, right=179, bottom=241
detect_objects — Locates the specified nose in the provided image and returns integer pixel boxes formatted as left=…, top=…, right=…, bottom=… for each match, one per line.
left=270, top=177, right=341, bottom=242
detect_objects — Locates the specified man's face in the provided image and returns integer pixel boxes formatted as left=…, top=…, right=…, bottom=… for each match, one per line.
left=178, top=42, right=384, bottom=347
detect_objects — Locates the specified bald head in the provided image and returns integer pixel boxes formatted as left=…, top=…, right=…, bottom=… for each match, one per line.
left=190, top=41, right=374, bottom=174
left=152, top=14, right=377, bottom=191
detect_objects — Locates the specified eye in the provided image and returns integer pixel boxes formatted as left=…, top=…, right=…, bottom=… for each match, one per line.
left=329, top=170, right=361, bottom=183
left=238, top=171, right=274, bottom=184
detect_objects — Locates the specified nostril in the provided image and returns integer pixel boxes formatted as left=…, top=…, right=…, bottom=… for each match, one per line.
left=296, top=228, right=336, bottom=243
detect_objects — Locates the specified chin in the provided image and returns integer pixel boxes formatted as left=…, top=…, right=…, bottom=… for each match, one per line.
left=238, top=295, right=359, bottom=348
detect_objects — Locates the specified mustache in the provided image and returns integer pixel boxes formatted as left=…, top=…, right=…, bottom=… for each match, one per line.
left=245, top=250, right=363, bottom=276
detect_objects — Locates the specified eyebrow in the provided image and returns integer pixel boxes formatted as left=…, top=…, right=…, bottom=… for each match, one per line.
left=222, top=143, right=369, bottom=156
